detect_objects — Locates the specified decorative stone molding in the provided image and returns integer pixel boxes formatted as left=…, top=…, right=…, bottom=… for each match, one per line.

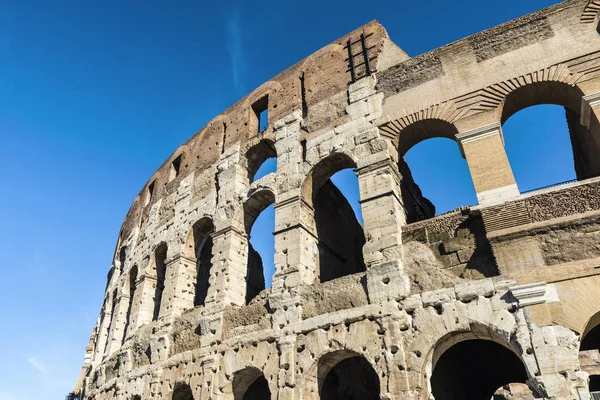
left=509, top=282, right=559, bottom=308
left=581, top=91, right=600, bottom=127
left=455, top=122, right=504, bottom=157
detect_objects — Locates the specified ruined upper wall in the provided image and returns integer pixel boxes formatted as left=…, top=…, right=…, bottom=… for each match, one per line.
left=117, top=21, right=408, bottom=242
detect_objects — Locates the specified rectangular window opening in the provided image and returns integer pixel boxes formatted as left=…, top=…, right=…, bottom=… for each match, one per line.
left=252, top=96, right=269, bottom=133
left=145, top=180, right=155, bottom=206
left=170, top=155, right=182, bottom=181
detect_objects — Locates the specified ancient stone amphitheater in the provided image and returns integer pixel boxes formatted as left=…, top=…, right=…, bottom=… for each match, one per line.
left=71, top=1, right=600, bottom=398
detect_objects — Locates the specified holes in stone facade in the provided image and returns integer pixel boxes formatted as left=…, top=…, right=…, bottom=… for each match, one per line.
left=430, top=339, right=529, bottom=399
left=170, top=154, right=182, bottom=182
left=152, top=243, right=168, bottom=321
left=172, top=382, right=194, bottom=400
left=186, top=218, right=215, bottom=307
left=232, top=367, right=271, bottom=400
left=243, top=190, right=275, bottom=304
left=400, top=120, right=476, bottom=221
left=318, top=352, right=380, bottom=400
left=501, top=82, right=600, bottom=193
left=251, top=96, right=269, bottom=133
left=246, top=140, right=277, bottom=182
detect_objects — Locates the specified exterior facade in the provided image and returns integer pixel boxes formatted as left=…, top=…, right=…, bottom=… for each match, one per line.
left=72, top=1, right=600, bottom=398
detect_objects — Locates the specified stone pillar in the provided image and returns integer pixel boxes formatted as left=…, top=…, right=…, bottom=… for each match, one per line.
left=156, top=254, right=197, bottom=319
left=272, top=196, right=319, bottom=291
left=277, top=336, right=296, bottom=400
left=132, top=274, right=156, bottom=328
left=92, top=311, right=110, bottom=367
left=123, top=277, right=145, bottom=341
left=581, top=91, right=600, bottom=128
left=106, top=293, right=129, bottom=356
left=357, top=158, right=410, bottom=302
left=204, top=226, right=248, bottom=307
left=456, top=122, right=519, bottom=206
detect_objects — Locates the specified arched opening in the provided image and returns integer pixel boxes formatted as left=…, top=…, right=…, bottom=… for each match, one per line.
left=318, top=352, right=380, bottom=400
left=304, top=153, right=366, bottom=283
left=399, top=119, right=477, bottom=221
left=243, top=190, right=275, bottom=304
left=122, top=265, right=138, bottom=343
left=172, top=382, right=194, bottom=400
left=185, top=218, right=215, bottom=307
left=580, top=313, right=600, bottom=393
left=152, top=243, right=168, bottom=321
left=118, top=246, right=127, bottom=274
left=500, top=82, right=600, bottom=193
left=246, top=140, right=277, bottom=182
left=430, top=338, right=529, bottom=400
left=232, top=367, right=271, bottom=400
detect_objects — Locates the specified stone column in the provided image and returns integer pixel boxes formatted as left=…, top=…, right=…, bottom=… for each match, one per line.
left=92, top=311, right=110, bottom=367
left=105, top=293, right=129, bottom=356
left=132, top=274, right=156, bottom=328
left=456, top=122, right=519, bottom=206
left=204, top=226, right=248, bottom=307
left=357, top=158, right=410, bottom=302
left=157, top=254, right=197, bottom=319
left=272, top=196, right=319, bottom=291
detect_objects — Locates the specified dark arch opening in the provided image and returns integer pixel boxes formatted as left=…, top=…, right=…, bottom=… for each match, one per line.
left=233, top=367, right=271, bottom=400
left=399, top=120, right=476, bottom=221
left=305, top=153, right=366, bottom=283
left=172, top=382, right=194, bottom=400
left=501, top=82, right=600, bottom=192
left=119, top=246, right=127, bottom=273
left=153, top=243, right=168, bottom=321
left=580, top=315, right=600, bottom=393
left=186, top=218, right=215, bottom=307
left=243, top=190, right=275, bottom=304
left=319, top=354, right=380, bottom=400
left=122, top=265, right=138, bottom=343
left=431, top=339, right=528, bottom=400
left=247, top=140, right=277, bottom=182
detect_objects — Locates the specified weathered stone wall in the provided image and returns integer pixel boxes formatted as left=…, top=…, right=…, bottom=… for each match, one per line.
left=74, top=1, right=600, bottom=399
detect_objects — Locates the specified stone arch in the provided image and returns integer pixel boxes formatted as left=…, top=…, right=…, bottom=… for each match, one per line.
left=244, top=139, right=277, bottom=183
left=301, top=152, right=366, bottom=282
left=580, top=311, right=600, bottom=393
left=184, top=217, right=215, bottom=307
left=396, top=118, right=459, bottom=157
left=233, top=188, right=276, bottom=304
left=421, top=325, right=537, bottom=399
left=150, top=242, right=168, bottom=320
left=172, top=382, right=194, bottom=400
left=429, top=336, right=530, bottom=399
left=232, top=366, right=272, bottom=400
left=581, top=0, right=600, bottom=24
left=122, top=265, right=138, bottom=343
left=143, top=170, right=163, bottom=208
left=497, top=80, right=600, bottom=180
left=316, top=350, right=381, bottom=400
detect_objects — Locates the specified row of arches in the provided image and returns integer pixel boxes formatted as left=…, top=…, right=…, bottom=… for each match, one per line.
left=123, top=338, right=536, bottom=400
left=401, top=81, right=600, bottom=221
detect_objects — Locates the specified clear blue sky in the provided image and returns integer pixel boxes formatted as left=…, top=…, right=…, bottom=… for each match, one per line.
left=0, top=0, right=568, bottom=398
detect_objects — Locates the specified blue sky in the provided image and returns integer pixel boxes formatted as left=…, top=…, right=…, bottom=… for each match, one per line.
left=0, top=0, right=569, bottom=398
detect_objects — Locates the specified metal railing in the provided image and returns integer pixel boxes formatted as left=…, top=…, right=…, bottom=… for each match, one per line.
left=520, top=178, right=578, bottom=194
left=591, top=391, right=600, bottom=400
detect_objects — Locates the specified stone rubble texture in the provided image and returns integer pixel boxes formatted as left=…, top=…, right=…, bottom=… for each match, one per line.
left=72, top=1, right=600, bottom=398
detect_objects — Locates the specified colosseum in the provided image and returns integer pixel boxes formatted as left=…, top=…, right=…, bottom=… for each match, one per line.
left=71, top=1, right=600, bottom=398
